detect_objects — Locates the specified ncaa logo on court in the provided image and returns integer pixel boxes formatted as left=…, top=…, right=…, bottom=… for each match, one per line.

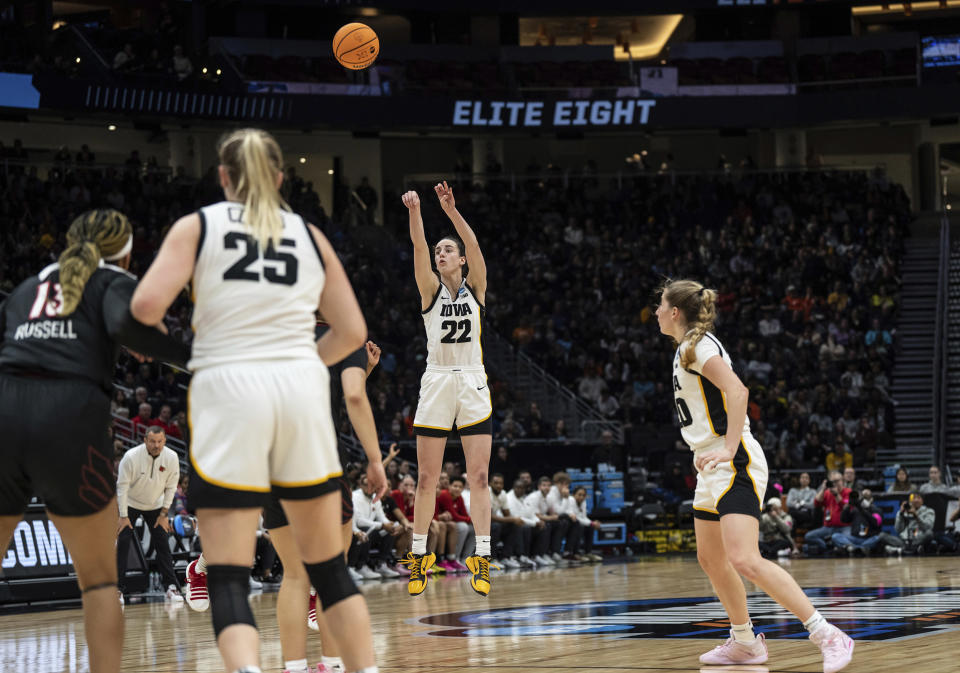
left=413, top=587, right=960, bottom=641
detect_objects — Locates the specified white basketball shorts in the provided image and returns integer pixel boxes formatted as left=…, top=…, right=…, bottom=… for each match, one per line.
left=187, top=359, right=341, bottom=508
left=692, top=433, right=768, bottom=521
left=413, top=366, right=492, bottom=437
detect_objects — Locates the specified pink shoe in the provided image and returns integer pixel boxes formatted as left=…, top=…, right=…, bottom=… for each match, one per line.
left=184, top=559, right=209, bottom=612
left=394, top=562, right=411, bottom=577
left=450, top=559, right=469, bottom=573
left=438, top=559, right=456, bottom=572
left=810, top=623, right=854, bottom=673
left=699, top=631, right=768, bottom=665
left=307, top=589, right=319, bottom=631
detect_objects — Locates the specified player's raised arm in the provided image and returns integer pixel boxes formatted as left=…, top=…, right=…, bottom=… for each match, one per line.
left=434, top=180, right=486, bottom=298
left=402, top=190, right=439, bottom=309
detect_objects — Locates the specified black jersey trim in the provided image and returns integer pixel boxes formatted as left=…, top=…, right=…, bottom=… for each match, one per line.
left=304, top=220, right=325, bottom=270
left=195, top=209, right=206, bottom=262
left=703, top=333, right=725, bottom=358
left=464, top=281, right=486, bottom=312
left=421, top=284, right=443, bottom=315
left=696, top=374, right=728, bottom=437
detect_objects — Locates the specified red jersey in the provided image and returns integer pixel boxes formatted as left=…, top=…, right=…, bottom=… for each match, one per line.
left=437, top=489, right=471, bottom=523
left=391, top=489, right=415, bottom=523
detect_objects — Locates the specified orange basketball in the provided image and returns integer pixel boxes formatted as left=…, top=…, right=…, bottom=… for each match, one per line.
left=333, top=22, right=379, bottom=70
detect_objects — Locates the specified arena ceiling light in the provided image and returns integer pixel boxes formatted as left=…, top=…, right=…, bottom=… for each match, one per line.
left=852, top=1, right=960, bottom=14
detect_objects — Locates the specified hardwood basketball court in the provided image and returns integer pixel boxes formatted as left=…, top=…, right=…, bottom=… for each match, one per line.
left=2, top=555, right=959, bottom=672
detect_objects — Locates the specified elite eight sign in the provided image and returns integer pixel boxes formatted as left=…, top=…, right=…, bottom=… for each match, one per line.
left=452, top=99, right=656, bottom=128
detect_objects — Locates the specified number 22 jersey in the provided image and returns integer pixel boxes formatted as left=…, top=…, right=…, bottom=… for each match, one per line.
left=421, top=278, right=484, bottom=369
left=672, top=332, right=752, bottom=451
left=190, top=201, right=325, bottom=371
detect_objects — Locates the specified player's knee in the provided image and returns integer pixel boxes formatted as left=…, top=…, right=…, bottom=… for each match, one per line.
left=304, top=554, right=360, bottom=611
left=77, top=566, right=118, bottom=592
left=416, top=471, right=439, bottom=492
left=468, top=470, right=488, bottom=491
left=207, top=565, right=257, bottom=638
left=726, top=548, right=763, bottom=580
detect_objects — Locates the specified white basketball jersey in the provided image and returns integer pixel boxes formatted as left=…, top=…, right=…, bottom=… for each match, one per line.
left=422, top=279, right=484, bottom=368
left=189, top=201, right=324, bottom=371
left=672, top=332, right=752, bottom=451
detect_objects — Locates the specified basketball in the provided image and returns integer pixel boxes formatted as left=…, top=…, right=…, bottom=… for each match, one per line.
left=333, top=22, right=379, bottom=70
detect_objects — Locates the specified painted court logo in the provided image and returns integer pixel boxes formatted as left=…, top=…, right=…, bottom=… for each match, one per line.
left=414, top=587, right=960, bottom=642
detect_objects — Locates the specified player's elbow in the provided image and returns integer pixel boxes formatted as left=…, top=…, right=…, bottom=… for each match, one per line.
left=130, top=292, right=163, bottom=326
left=344, top=389, right=365, bottom=407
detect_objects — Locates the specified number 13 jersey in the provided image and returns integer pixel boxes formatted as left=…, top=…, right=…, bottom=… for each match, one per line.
left=672, top=332, right=752, bottom=451
left=421, top=278, right=484, bottom=369
left=190, top=201, right=325, bottom=371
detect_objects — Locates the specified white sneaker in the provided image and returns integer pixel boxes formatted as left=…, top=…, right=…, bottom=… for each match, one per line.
left=348, top=566, right=364, bottom=582
left=777, top=548, right=791, bottom=557
left=165, top=585, right=184, bottom=603
left=376, top=562, right=400, bottom=578
left=249, top=576, right=263, bottom=590
left=503, top=557, right=522, bottom=569
left=359, top=565, right=382, bottom=580
left=550, top=552, right=562, bottom=562
left=518, top=555, right=537, bottom=568
left=537, top=554, right=555, bottom=566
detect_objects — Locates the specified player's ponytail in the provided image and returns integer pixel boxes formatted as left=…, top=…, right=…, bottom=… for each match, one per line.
left=218, top=128, right=290, bottom=250
left=660, top=279, right=718, bottom=370
left=59, top=209, right=133, bottom=316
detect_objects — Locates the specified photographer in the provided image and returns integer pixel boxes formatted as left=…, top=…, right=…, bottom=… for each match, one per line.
left=830, top=489, right=881, bottom=555
left=803, top=470, right=851, bottom=554
left=895, top=493, right=935, bottom=553
left=759, top=497, right=797, bottom=559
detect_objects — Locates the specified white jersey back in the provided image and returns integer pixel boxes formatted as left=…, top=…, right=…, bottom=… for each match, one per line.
left=422, top=279, right=484, bottom=368
left=672, top=332, right=752, bottom=450
left=189, top=201, right=324, bottom=371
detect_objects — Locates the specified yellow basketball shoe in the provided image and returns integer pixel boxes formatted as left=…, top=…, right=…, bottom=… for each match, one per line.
left=465, top=555, right=499, bottom=597
left=401, top=552, right=436, bottom=596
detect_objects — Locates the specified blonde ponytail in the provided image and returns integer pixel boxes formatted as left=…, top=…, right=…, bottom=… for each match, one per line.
left=659, top=279, right=718, bottom=369
left=217, top=128, right=289, bottom=249
left=59, top=209, right=132, bottom=316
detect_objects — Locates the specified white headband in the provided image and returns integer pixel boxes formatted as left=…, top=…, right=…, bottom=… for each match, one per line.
left=104, top=235, right=133, bottom=261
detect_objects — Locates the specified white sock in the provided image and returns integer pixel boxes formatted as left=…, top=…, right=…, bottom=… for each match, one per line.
left=322, top=655, right=343, bottom=668
left=196, top=555, right=207, bottom=574
left=412, top=534, right=427, bottom=555
left=731, top=621, right=756, bottom=644
left=284, top=659, right=308, bottom=673
left=804, top=610, right=828, bottom=634
left=475, top=535, right=491, bottom=557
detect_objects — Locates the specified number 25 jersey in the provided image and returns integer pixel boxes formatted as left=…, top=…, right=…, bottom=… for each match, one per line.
left=421, top=278, right=484, bottom=368
left=672, top=332, right=752, bottom=451
left=190, top=201, right=325, bottom=371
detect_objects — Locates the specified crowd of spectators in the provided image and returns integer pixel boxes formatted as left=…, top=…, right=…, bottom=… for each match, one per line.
left=5, top=138, right=958, bottom=567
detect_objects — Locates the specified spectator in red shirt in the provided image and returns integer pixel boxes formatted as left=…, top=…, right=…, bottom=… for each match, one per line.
left=131, top=402, right=156, bottom=438
left=155, top=404, right=181, bottom=439
left=432, top=476, right=457, bottom=568
left=437, top=475, right=473, bottom=570
left=803, top=471, right=851, bottom=554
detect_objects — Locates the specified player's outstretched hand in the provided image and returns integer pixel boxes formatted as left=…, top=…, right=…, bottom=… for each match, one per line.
left=401, top=191, right=420, bottom=210
left=434, top=180, right=455, bottom=212
left=366, top=460, right=388, bottom=503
